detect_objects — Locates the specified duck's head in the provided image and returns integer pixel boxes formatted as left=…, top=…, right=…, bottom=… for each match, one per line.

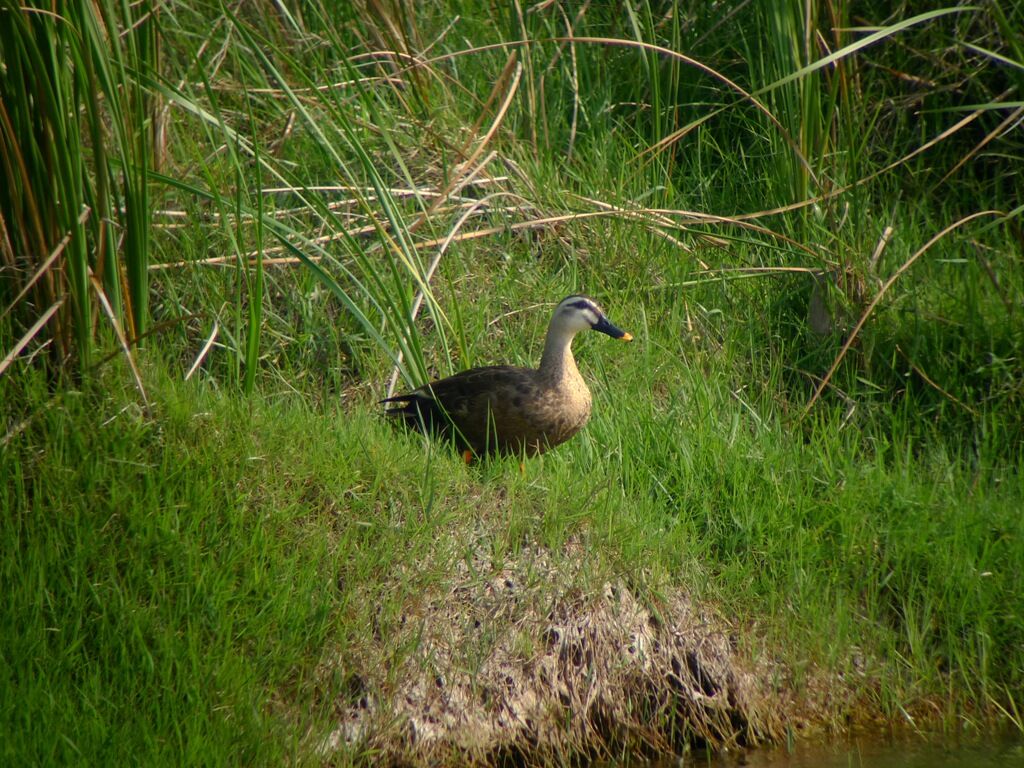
left=551, top=295, right=633, bottom=341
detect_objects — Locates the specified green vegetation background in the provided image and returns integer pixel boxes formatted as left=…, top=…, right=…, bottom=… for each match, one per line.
left=1, top=0, right=1022, bottom=764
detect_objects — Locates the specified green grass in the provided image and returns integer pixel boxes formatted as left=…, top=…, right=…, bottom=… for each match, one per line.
left=3, top=347, right=1021, bottom=762
left=1, top=366, right=485, bottom=764
left=3, top=0, right=1024, bottom=763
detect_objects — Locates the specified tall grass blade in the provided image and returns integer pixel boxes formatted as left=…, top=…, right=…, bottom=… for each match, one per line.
left=0, top=1, right=157, bottom=372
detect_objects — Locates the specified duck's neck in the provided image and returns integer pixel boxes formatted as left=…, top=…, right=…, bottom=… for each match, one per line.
left=538, top=324, right=581, bottom=385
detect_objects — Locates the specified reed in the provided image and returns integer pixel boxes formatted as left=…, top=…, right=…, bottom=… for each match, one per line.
left=0, top=0, right=158, bottom=371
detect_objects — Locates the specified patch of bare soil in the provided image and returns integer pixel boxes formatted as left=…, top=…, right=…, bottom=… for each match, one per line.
left=318, top=539, right=795, bottom=765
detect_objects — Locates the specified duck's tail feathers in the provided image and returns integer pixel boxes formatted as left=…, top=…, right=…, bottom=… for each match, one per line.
left=380, top=393, right=445, bottom=435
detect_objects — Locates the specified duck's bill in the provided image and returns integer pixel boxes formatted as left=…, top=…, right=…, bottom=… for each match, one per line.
left=593, top=316, right=633, bottom=341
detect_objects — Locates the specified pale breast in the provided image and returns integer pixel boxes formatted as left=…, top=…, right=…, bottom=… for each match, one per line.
left=517, top=375, right=592, bottom=454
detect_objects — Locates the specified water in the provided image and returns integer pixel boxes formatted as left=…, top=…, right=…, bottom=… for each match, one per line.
left=695, top=732, right=1024, bottom=768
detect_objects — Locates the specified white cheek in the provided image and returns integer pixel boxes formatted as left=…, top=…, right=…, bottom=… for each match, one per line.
left=582, top=309, right=599, bottom=326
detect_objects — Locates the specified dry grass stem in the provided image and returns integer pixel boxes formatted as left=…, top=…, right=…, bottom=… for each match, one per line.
left=185, top=320, right=219, bottom=381
left=88, top=269, right=150, bottom=413
left=802, top=210, right=1003, bottom=416
left=385, top=190, right=532, bottom=398
left=1, top=207, right=91, bottom=323
left=320, top=539, right=786, bottom=764
left=0, top=300, right=64, bottom=378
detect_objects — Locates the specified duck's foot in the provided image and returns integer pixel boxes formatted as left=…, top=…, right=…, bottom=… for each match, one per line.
left=463, top=449, right=473, bottom=465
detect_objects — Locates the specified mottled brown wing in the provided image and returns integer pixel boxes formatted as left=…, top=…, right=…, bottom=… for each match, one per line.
left=423, top=366, right=541, bottom=453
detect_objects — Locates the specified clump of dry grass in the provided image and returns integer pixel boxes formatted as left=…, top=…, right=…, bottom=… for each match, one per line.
left=319, top=537, right=786, bottom=765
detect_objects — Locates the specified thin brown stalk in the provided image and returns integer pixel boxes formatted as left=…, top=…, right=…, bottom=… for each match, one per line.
left=408, top=36, right=815, bottom=182
left=407, top=56, right=522, bottom=236
left=1, top=207, right=91, bottom=323
left=89, top=313, right=202, bottom=370
left=153, top=203, right=823, bottom=272
left=150, top=180, right=513, bottom=225
left=552, top=36, right=820, bottom=189
left=185, top=320, right=219, bottom=381
left=209, top=75, right=407, bottom=95
left=486, top=302, right=548, bottom=327
left=869, top=225, right=894, bottom=273
left=729, top=103, right=991, bottom=223
left=697, top=266, right=817, bottom=275
left=896, top=345, right=979, bottom=416
left=149, top=201, right=532, bottom=269
left=0, top=97, right=48, bottom=272
left=972, top=241, right=1015, bottom=317
left=644, top=208, right=823, bottom=259
left=801, top=210, right=1002, bottom=418
left=573, top=197, right=818, bottom=258
left=88, top=269, right=150, bottom=413
left=936, top=105, right=1024, bottom=188
left=575, top=195, right=706, bottom=266
left=0, top=300, right=64, bottom=378
left=385, top=189, right=530, bottom=397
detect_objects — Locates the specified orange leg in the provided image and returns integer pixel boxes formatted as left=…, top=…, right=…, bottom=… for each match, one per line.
left=463, top=449, right=473, bottom=465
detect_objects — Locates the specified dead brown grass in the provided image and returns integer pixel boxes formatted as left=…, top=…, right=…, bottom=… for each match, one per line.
left=317, top=537, right=792, bottom=765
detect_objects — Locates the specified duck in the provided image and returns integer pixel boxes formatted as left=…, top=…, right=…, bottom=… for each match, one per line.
left=381, top=295, right=632, bottom=459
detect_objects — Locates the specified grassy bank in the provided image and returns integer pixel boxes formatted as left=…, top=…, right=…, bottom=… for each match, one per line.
left=3, top=0, right=1023, bottom=764
left=3, top=354, right=1022, bottom=764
